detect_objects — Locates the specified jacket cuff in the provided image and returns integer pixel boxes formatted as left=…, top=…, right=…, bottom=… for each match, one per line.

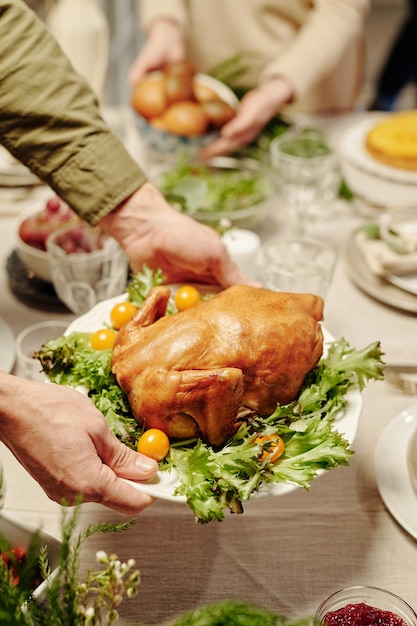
left=50, top=133, right=148, bottom=225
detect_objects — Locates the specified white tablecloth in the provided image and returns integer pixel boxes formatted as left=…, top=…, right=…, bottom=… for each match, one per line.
left=1, top=111, right=417, bottom=625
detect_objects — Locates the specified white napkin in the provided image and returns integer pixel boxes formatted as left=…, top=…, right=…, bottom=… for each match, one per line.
left=355, top=230, right=417, bottom=276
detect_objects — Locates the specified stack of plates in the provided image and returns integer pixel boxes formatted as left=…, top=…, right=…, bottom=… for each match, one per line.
left=0, top=316, right=15, bottom=373
left=339, top=113, right=417, bottom=212
left=0, top=146, right=40, bottom=187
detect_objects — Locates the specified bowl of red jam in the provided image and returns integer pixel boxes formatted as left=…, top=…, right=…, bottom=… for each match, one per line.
left=314, top=586, right=417, bottom=626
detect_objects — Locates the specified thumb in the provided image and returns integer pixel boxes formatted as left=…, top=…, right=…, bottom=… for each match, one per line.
left=97, top=430, right=159, bottom=481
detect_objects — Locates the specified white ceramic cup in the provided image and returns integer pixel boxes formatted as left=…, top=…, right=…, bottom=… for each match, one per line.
left=15, top=320, right=69, bottom=381
left=221, top=228, right=261, bottom=281
left=260, top=237, right=337, bottom=299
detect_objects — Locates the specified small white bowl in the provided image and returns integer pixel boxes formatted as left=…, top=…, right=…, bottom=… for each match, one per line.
left=15, top=202, right=51, bottom=282
left=133, top=73, right=239, bottom=162
left=16, top=239, right=51, bottom=283
left=16, top=201, right=82, bottom=283
left=0, top=511, right=61, bottom=603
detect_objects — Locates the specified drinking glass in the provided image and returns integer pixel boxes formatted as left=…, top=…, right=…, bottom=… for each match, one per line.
left=46, top=225, right=129, bottom=314
left=269, top=129, right=340, bottom=234
left=260, top=237, right=337, bottom=299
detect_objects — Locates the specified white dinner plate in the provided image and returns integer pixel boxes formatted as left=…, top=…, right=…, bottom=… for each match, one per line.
left=65, top=291, right=363, bottom=504
left=374, top=403, right=417, bottom=540
left=345, top=232, right=417, bottom=314
left=340, top=114, right=417, bottom=186
left=0, top=316, right=15, bottom=373
left=387, top=273, right=417, bottom=296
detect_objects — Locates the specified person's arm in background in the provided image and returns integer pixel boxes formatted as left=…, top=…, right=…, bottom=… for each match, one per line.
left=129, top=0, right=369, bottom=158
left=202, top=0, right=370, bottom=157
left=0, top=0, right=247, bottom=288
left=128, top=0, right=187, bottom=84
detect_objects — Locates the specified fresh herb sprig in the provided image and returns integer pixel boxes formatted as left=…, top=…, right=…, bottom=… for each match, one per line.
left=160, top=599, right=312, bottom=626
left=0, top=468, right=140, bottom=626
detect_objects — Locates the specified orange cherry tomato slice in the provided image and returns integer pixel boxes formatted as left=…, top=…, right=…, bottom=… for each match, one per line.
left=255, top=434, right=285, bottom=463
left=90, top=328, right=117, bottom=350
left=110, top=301, right=138, bottom=330
left=174, top=285, right=201, bottom=311
left=137, top=428, right=170, bottom=461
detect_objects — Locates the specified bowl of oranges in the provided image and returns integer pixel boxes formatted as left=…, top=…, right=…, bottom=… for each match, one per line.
left=131, top=60, right=239, bottom=162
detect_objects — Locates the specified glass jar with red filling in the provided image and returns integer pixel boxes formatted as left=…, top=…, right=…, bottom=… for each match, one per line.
left=314, top=586, right=417, bottom=626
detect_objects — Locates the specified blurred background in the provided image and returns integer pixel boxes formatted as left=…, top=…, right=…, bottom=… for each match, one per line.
left=24, top=0, right=415, bottom=111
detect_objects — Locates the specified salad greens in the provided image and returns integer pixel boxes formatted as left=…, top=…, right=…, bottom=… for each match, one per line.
left=36, top=268, right=384, bottom=524
left=157, top=156, right=269, bottom=216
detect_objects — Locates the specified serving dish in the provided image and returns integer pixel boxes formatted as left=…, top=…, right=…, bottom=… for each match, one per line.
left=339, top=114, right=417, bottom=210
left=153, top=156, right=273, bottom=229
left=133, top=73, right=239, bottom=162
left=374, top=403, right=417, bottom=541
left=64, top=293, right=363, bottom=505
left=6, top=250, right=70, bottom=313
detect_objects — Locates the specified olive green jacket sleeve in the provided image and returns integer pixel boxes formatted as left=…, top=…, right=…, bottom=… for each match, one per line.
left=0, top=0, right=147, bottom=224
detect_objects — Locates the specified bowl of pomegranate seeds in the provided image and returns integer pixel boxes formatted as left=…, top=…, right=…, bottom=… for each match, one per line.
left=315, top=586, right=417, bottom=626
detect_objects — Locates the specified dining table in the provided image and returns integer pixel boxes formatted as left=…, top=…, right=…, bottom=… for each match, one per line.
left=1, top=108, right=417, bottom=626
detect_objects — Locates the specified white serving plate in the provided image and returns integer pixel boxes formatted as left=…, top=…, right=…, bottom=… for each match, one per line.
left=66, top=293, right=363, bottom=505
left=339, top=114, right=417, bottom=210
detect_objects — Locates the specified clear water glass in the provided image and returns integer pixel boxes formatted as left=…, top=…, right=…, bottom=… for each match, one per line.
left=260, top=237, right=337, bottom=299
left=269, top=130, right=339, bottom=233
left=46, top=225, right=128, bottom=314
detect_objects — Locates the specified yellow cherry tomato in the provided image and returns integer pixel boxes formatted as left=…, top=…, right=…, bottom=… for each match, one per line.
left=110, top=301, right=138, bottom=330
left=255, top=434, right=285, bottom=463
left=90, top=328, right=117, bottom=350
left=137, top=428, right=170, bottom=461
left=174, top=285, right=201, bottom=311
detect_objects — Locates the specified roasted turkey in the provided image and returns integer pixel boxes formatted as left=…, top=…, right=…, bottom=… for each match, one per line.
left=111, top=285, right=324, bottom=446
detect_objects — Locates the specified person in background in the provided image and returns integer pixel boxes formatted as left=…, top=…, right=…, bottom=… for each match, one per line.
left=129, top=0, right=370, bottom=157
left=370, top=0, right=417, bottom=111
left=0, top=0, right=248, bottom=515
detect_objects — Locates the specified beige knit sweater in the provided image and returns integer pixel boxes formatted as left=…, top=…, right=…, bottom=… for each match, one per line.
left=139, top=0, right=370, bottom=113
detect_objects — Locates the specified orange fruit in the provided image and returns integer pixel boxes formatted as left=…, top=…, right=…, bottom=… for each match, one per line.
left=163, top=102, right=209, bottom=136
left=201, top=100, right=236, bottom=127
left=193, top=80, right=221, bottom=103
left=131, top=75, right=167, bottom=119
